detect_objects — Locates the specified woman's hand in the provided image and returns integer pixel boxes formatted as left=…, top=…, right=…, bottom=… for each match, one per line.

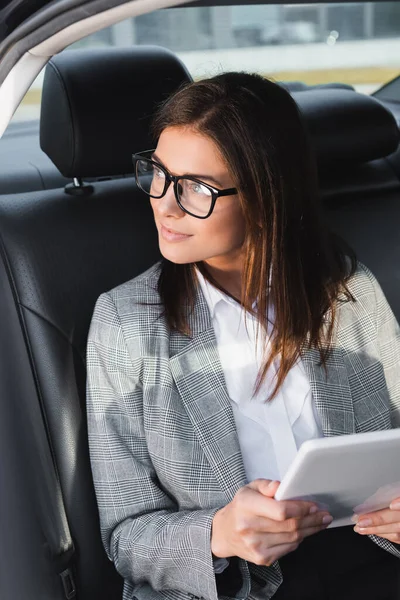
left=353, top=497, right=400, bottom=544
left=211, top=479, right=333, bottom=566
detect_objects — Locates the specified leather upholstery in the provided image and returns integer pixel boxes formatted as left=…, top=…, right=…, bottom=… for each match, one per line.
left=1, top=44, right=400, bottom=600
left=1, top=46, right=190, bottom=600
left=40, top=46, right=191, bottom=178
left=282, top=81, right=354, bottom=92
left=0, top=181, right=161, bottom=599
left=40, top=48, right=398, bottom=179
left=325, top=186, right=400, bottom=320
left=293, top=88, right=400, bottom=166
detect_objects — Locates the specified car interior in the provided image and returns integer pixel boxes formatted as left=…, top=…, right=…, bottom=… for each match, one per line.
left=1, top=6, right=400, bottom=600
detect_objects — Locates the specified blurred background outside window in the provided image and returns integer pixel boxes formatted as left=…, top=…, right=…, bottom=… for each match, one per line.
left=14, top=2, right=400, bottom=121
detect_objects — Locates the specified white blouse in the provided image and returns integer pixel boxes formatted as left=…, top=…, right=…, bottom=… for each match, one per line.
left=197, top=271, right=324, bottom=484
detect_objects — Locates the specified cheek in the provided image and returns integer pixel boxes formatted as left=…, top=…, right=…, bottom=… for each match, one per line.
left=211, top=207, right=245, bottom=248
left=151, top=201, right=245, bottom=265
left=192, top=211, right=245, bottom=263
left=150, top=198, right=166, bottom=227
left=150, top=198, right=157, bottom=216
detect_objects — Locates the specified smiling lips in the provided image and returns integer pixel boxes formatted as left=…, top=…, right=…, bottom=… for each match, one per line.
left=160, top=224, right=192, bottom=242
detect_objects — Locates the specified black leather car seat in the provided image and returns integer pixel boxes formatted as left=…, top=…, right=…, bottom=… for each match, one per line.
left=0, top=45, right=191, bottom=600
left=293, top=88, right=400, bottom=316
left=0, top=46, right=399, bottom=600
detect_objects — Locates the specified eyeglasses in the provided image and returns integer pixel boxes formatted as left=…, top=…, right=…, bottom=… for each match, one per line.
left=132, top=150, right=238, bottom=219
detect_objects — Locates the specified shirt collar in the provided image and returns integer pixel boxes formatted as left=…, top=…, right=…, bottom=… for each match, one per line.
left=196, top=268, right=240, bottom=319
left=196, top=268, right=274, bottom=326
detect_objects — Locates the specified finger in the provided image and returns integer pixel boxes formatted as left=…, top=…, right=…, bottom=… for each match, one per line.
left=265, top=522, right=330, bottom=547
left=354, top=523, right=400, bottom=544
left=246, top=522, right=330, bottom=566
left=247, top=479, right=280, bottom=498
left=259, top=541, right=300, bottom=566
left=249, top=511, right=333, bottom=534
left=354, top=508, right=400, bottom=529
left=300, top=522, right=332, bottom=539
left=253, top=524, right=328, bottom=567
left=284, top=512, right=333, bottom=532
left=354, top=521, right=400, bottom=536
left=390, top=497, right=400, bottom=511
left=240, top=485, right=319, bottom=521
left=262, top=497, right=320, bottom=521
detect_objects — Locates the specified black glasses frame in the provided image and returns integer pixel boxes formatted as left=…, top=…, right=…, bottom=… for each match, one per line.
left=132, top=150, right=238, bottom=219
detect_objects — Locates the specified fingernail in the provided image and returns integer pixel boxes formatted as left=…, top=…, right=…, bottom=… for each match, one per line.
left=351, top=514, right=358, bottom=523
left=354, top=525, right=363, bottom=533
left=354, top=525, right=367, bottom=534
left=309, top=505, right=318, bottom=514
left=357, top=518, right=372, bottom=527
left=322, top=515, right=333, bottom=525
left=268, top=480, right=278, bottom=488
left=390, top=501, right=400, bottom=510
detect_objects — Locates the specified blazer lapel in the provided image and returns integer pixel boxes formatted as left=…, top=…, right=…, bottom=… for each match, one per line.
left=302, top=344, right=355, bottom=437
left=169, top=289, right=247, bottom=502
left=169, top=282, right=356, bottom=501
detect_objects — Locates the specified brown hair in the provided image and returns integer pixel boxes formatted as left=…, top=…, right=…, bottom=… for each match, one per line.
left=153, top=72, right=356, bottom=399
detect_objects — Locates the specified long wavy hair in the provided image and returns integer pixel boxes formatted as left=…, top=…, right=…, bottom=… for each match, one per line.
left=152, top=72, right=356, bottom=399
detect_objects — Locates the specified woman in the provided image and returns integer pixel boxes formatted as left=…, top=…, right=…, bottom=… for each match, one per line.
left=86, top=72, right=400, bottom=600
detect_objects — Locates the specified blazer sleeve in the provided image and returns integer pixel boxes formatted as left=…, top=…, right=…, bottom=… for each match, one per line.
left=86, top=292, right=245, bottom=600
left=363, top=266, right=400, bottom=428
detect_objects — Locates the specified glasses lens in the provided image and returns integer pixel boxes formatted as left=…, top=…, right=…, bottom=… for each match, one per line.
left=136, top=159, right=166, bottom=198
left=177, top=178, right=213, bottom=217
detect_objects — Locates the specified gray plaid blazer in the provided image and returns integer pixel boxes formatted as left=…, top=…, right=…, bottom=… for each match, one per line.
left=86, top=261, right=400, bottom=600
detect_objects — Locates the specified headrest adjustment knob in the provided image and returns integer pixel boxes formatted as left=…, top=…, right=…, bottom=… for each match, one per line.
left=64, top=178, right=94, bottom=197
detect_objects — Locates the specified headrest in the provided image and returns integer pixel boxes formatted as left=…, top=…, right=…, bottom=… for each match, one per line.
left=292, top=89, right=399, bottom=166
left=282, top=81, right=354, bottom=92
left=40, top=49, right=398, bottom=178
left=40, top=46, right=191, bottom=178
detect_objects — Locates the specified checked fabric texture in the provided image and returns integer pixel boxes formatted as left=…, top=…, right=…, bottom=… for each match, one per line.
left=86, top=262, right=400, bottom=600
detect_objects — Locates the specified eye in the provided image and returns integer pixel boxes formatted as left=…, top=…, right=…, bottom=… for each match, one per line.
left=153, top=166, right=165, bottom=179
left=189, top=181, right=212, bottom=196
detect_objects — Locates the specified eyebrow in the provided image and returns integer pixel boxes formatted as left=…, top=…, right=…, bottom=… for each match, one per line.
left=152, top=152, right=224, bottom=188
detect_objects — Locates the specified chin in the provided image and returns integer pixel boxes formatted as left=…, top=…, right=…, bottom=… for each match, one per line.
left=159, top=247, right=192, bottom=265
left=159, top=245, right=204, bottom=265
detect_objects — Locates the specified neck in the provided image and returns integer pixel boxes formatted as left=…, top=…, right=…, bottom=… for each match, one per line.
left=200, top=260, right=243, bottom=301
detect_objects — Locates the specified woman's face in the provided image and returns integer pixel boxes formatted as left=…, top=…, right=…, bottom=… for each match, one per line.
left=150, top=126, right=245, bottom=270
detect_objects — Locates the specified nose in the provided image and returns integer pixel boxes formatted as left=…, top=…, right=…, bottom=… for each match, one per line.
left=155, top=182, right=185, bottom=219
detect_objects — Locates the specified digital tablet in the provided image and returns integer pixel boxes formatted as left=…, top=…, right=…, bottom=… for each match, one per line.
left=274, top=428, right=400, bottom=527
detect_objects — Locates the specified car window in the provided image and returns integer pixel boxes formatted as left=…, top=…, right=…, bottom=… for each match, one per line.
left=11, top=1, right=400, bottom=122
